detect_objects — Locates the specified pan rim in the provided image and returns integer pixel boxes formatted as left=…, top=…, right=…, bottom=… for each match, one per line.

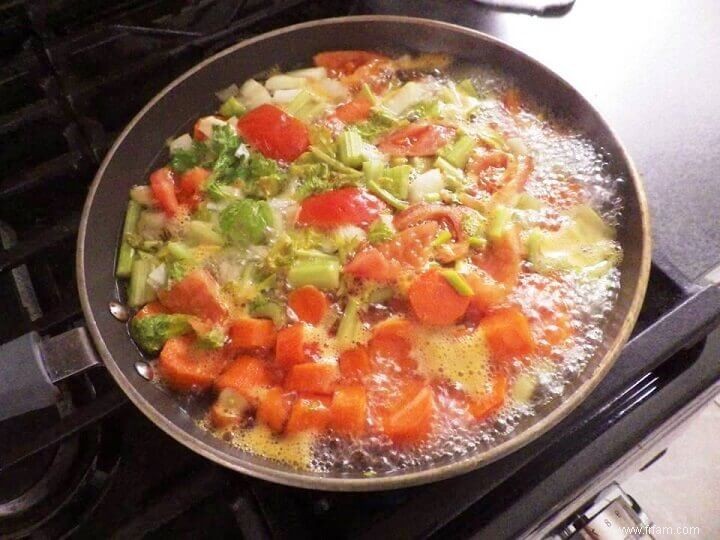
left=77, top=14, right=651, bottom=491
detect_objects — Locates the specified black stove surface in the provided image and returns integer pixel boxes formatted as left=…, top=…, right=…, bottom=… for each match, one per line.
left=1, top=1, right=719, bottom=539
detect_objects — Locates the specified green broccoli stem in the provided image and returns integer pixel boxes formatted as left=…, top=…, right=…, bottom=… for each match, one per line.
left=116, top=200, right=142, bottom=278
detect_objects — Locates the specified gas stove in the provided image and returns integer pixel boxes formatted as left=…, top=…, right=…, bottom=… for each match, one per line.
left=1, top=1, right=719, bottom=539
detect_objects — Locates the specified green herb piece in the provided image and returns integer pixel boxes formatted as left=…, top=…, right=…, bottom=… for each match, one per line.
left=197, top=327, right=227, bottom=349
left=170, top=142, right=205, bottom=173
left=440, top=270, right=474, bottom=297
left=219, top=199, right=273, bottom=245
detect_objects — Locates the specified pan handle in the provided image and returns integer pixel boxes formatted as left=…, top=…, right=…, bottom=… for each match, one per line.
left=0, top=327, right=101, bottom=422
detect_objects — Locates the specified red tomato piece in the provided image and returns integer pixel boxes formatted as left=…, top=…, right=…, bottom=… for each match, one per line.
left=296, top=187, right=386, bottom=229
left=158, top=269, right=228, bottom=323
left=313, top=50, right=389, bottom=76
left=177, top=167, right=211, bottom=210
left=149, top=167, right=180, bottom=217
left=333, top=97, right=373, bottom=124
left=344, top=247, right=396, bottom=283
left=236, top=104, right=309, bottom=162
left=378, top=124, right=455, bottom=157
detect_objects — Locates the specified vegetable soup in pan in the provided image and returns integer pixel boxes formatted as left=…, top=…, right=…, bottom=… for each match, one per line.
left=116, top=50, right=623, bottom=474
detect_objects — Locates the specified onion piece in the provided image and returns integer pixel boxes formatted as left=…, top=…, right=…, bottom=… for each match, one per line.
left=265, top=74, right=307, bottom=91
left=196, top=116, right=227, bottom=139
left=215, top=83, right=239, bottom=102
left=147, top=263, right=167, bottom=290
left=409, top=168, right=444, bottom=203
left=239, top=79, right=272, bottom=110
left=272, top=88, right=302, bottom=104
left=286, top=66, right=327, bottom=80
left=169, top=133, right=193, bottom=153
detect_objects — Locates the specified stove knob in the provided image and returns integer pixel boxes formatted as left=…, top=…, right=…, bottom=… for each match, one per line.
left=575, top=497, right=654, bottom=540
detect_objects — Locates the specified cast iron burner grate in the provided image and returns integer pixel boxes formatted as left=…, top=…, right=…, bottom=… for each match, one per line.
left=1, top=1, right=719, bottom=539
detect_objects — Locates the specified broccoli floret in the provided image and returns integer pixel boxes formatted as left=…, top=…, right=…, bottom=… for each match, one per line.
left=219, top=199, right=273, bottom=245
left=196, top=327, right=227, bottom=349
left=130, top=314, right=192, bottom=354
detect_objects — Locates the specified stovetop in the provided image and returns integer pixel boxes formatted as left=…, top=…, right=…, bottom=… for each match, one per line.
left=1, top=1, right=719, bottom=539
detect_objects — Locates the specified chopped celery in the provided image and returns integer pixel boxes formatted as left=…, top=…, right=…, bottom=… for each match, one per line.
left=360, top=83, right=379, bottom=105
left=409, top=156, right=433, bottom=173
left=515, top=193, right=544, bottom=210
left=337, top=130, right=364, bottom=168
left=219, top=96, right=246, bottom=118
left=469, top=236, right=487, bottom=249
left=511, top=373, right=537, bottom=403
left=424, top=193, right=441, bottom=203
left=295, top=248, right=338, bottom=261
left=368, top=219, right=395, bottom=244
left=167, top=241, right=193, bottom=260
left=128, top=258, right=157, bottom=307
left=185, top=220, right=225, bottom=246
left=286, top=90, right=325, bottom=121
left=457, top=78, right=479, bottom=98
left=309, top=146, right=363, bottom=177
left=116, top=200, right=142, bottom=278
left=477, top=129, right=509, bottom=152
left=462, top=209, right=487, bottom=237
left=367, top=180, right=409, bottom=211
left=336, top=297, right=361, bottom=347
left=363, top=160, right=385, bottom=183
left=488, top=205, right=514, bottom=241
left=389, top=156, right=408, bottom=167
left=129, top=185, right=154, bottom=207
left=384, top=164, right=411, bottom=199
left=439, top=134, right=475, bottom=168
left=434, top=156, right=465, bottom=184
left=440, top=270, right=474, bottom=297
left=431, top=230, right=453, bottom=247
left=287, top=258, right=340, bottom=290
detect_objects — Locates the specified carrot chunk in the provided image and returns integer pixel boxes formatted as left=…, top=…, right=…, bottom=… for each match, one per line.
left=288, top=285, right=328, bottom=325
left=275, top=324, right=306, bottom=368
left=480, top=306, right=534, bottom=362
left=284, top=363, right=339, bottom=395
left=257, top=386, right=295, bottom=433
left=215, top=355, right=272, bottom=405
left=338, top=346, right=372, bottom=380
left=468, top=373, right=508, bottom=420
left=285, top=396, right=332, bottom=435
left=158, top=335, right=228, bottom=392
left=330, top=385, right=367, bottom=436
left=229, top=318, right=277, bottom=351
left=158, top=268, right=227, bottom=322
left=369, top=318, right=416, bottom=371
left=134, top=301, right=167, bottom=319
left=408, top=270, right=470, bottom=326
left=382, top=386, right=435, bottom=444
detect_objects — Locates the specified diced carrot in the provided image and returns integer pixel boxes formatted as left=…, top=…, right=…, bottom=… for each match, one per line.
left=382, top=386, right=434, bottom=444
left=333, top=97, right=372, bottom=124
left=285, top=396, right=332, bottom=435
left=463, top=271, right=508, bottom=321
left=257, top=386, right=295, bottom=433
left=330, top=385, right=367, bottom=436
left=503, top=88, right=522, bottom=114
left=275, top=324, right=306, bottom=369
left=480, top=306, right=534, bottom=362
left=475, top=228, right=522, bottom=287
left=338, top=346, right=372, bottom=380
left=287, top=285, right=328, bottom=325
left=468, top=373, right=507, bottom=420
left=229, top=318, right=277, bottom=351
left=408, top=270, right=471, bottom=326
left=215, top=355, right=272, bottom=405
left=158, top=269, right=228, bottom=323
left=369, top=318, right=416, bottom=371
left=158, top=335, right=229, bottom=392
left=134, top=301, right=167, bottom=319
left=284, top=362, right=339, bottom=395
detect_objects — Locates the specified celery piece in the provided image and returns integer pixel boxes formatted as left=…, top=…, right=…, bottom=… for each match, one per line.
left=439, top=134, right=475, bottom=169
left=457, top=78, right=479, bottom=98
left=434, top=156, right=465, bottom=183
left=128, top=258, right=157, bottom=307
left=287, top=258, right=340, bottom=290
left=431, top=230, right=452, bottom=247
left=336, top=297, right=361, bottom=347
left=219, top=96, right=246, bottom=118
left=424, top=193, right=441, bottom=203
left=337, top=130, right=364, bottom=168
left=285, top=89, right=315, bottom=116
left=488, top=205, right=513, bottom=242
left=384, top=164, right=411, bottom=199
left=309, top=146, right=363, bottom=177
left=409, top=156, right=433, bottom=173
left=186, top=220, right=225, bottom=246
left=361, top=83, right=379, bottom=105
left=368, top=180, right=409, bottom=211
left=295, top=248, right=338, bottom=261
left=116, top=200, right=142, bottom=278
left=363, top=160, right=385, bottom=183
left=469, top=236, right=487, bottom=250
left=440, top=270, right=474, bottom=297
left=167, top=241, right=193, bottom=260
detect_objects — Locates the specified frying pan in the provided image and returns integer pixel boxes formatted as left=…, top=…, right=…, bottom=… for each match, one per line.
left=72, top=16, right=650, bottom=490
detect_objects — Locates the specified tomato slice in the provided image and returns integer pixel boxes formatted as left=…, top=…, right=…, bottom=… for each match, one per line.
left=378, top=124, right=456, bottom=156
left=177, top=167, right=211, bottom=210
left=296, top=187, right=386, bottom=229
left=333, top=97, right=373, bottom=124
left=313, top=50, right=389, bottom=76
left=149, top=166, right=180, bottom=217
left=236, top=104, right=309, bottom=162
